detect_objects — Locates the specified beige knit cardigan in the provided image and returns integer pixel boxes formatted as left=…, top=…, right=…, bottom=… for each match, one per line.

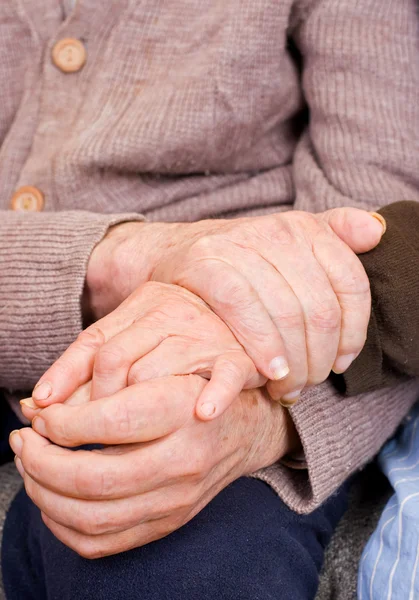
left=0, top=0, right=418, bottom=514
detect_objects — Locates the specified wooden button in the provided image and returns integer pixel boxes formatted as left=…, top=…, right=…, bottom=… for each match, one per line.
left=52, top=38, right=87, bottom=73
left=10, top=186, right=45, bottom=212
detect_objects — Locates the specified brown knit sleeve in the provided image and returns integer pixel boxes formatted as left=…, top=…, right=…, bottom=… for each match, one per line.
left=0, top=210, right=144, bottom=392
left=334, top=201, right=419, bottom=396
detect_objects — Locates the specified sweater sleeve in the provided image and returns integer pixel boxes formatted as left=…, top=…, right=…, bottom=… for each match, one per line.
left=253, top=0, right=419, bottom=513
left=0, top=210, right=144, bottom=392
left=337, top=201, right=419, bottom=395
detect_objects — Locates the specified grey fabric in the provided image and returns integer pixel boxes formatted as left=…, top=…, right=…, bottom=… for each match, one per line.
left=315, top=465, right=392, bottom=600
left=0, top=464, right=390, bottom=600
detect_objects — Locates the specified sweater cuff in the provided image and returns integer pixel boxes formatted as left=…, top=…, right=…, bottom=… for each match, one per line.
left=0, top=210, right=144, bottom=392
left=252, top=377, right=419, bottom=514
left=332, top=310, right=384, bottom=396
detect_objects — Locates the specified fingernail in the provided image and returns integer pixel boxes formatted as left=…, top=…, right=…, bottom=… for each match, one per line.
left=269, top=357, right=290, bottom=381
left=200, top=403, right=216, bottom=418
left=369, top=212, right=387, bottom=236
left=9, top=431, right=23, bottom=457
left=279, top=389, right=302, bottom=408
left=33, top=381, right=52, bottom=402
left=32, top=417, right=47, bottom=437
left=14, top=456, right=25, bottom=478
left=332, top=353, right=357, bottom=375
left=20, top=397, right=38, bottom=409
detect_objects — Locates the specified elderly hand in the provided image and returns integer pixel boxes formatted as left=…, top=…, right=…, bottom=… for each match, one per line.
left=46, top=207, right=385, bottom=405
left=12, top=376, right=297, bottom=559
left=26, top=282, right=265, bottom=420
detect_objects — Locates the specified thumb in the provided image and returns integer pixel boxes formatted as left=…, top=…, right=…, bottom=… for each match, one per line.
left=20, top=382, right=92, bottom=423
left=319, top=207, right=386, bottom=254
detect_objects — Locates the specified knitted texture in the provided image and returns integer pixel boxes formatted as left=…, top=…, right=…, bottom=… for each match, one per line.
left=315, top=465, right=392, bottom=600
left=341, top=202, right=419, bottom=395
left=1, top=0, right=419, bottom=513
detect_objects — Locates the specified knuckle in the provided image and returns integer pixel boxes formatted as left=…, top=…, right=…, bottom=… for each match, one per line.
left=76, top=538, right=106, bottom=560
left=218, top=356, right=246, bottom=384
left=190, top=235, right=217, bottom=259
left=168, top=513, right=189, bottom=533
left=274, top=308, right=304, bottom=331
left=94, top=344, right=127, bottom=375
left=77, top=325, right=106, bottom=351
left=21, top=449, right=40, bottom=479
left=41, top=405, right=70, bottom=442
left=287, top=212, right=319, bottom=240
left=75, top=507, right=114, bottom=536
left=70, top=511, right=95, bottom=536
left=308, top=302, right=341, bottom=332
left=259, top=215, right=296, bottom=246
left=73, top=467, right=96, bottom=497
left=92, top=508, right=117, bottom=535
left=333, top=260, right=371, bottom=296
left=183, top=453, right=210, bottom=481
left=140, top=280, right=167, bottom=296
left=157, top=487, right=199, bottom=518
left=210, top=276, right=251, bottom=312
left=127, top=362, right=157, bottom=385
left=173, top=487, right=200, bottom=512
left=166, top=297, right=207, bottom=324
left=110, top=399, right=136, bottom=437
left=73, top=464, right=115, bottom=499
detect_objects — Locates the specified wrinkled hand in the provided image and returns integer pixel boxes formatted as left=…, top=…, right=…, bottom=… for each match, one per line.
left=29, top=282, right=265, bottom=420
left=12, top=376, right=296, bottom=558
left=76, top=208, right=385, bottom=404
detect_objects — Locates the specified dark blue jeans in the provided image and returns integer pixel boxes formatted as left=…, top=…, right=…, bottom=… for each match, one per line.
left=1, top=404, right=348, bottom=600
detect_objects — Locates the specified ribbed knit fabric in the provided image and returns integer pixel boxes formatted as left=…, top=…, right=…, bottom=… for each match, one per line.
left=0, top=0, right=418, bottom=513
left=0, top=211, right=143, bottom=392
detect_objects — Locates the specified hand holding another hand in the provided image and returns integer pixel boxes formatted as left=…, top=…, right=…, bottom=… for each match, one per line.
left=38, top=207, right=385, bottom=407
left=12, top=376, right=297, bottom=558
left=28, top=282, right=265, bottom=420
left=12, top=206, right=386, bottom=559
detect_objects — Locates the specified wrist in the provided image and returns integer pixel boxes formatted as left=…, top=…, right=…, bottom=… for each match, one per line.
left=84, top=221, right=182, bottom=321
left=243, top=388, right=301, bottom=474
left=84, top=222, right=147, bottom=322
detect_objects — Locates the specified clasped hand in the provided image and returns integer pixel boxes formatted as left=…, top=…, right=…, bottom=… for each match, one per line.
left=10, top=207, right=384, bottom=557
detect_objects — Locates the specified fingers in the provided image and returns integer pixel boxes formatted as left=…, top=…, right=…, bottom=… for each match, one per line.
left=90, top=324, right=164, bottom=401
left=313, top=230, right=371, bottom=374
left=11, top=427, right=174, bottom=500
left=228, top=252, right=308, bottom=405
left=31, top=302, right=139, bottom=408
left=170, top=254, right=290, bottom=382
left=320, top=207, right=385, bottom=254
left=316, top=208, right=378, bottom=372
left=29, top=377, right=203, bottom=448
left=291, top=262, right=341, bottom=386
left=195, top=352, right=260, bottom=420
left=40, top=480, right=223, bottom=558
left=21, top=382, right=92, bottom=421
left=258, top=240, right=341, bottom=396
left=41, top=512, right=181, bottom=559
left=21, top=470, right=188, bottom=536
left=124, top=334, right=264, bottom=420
